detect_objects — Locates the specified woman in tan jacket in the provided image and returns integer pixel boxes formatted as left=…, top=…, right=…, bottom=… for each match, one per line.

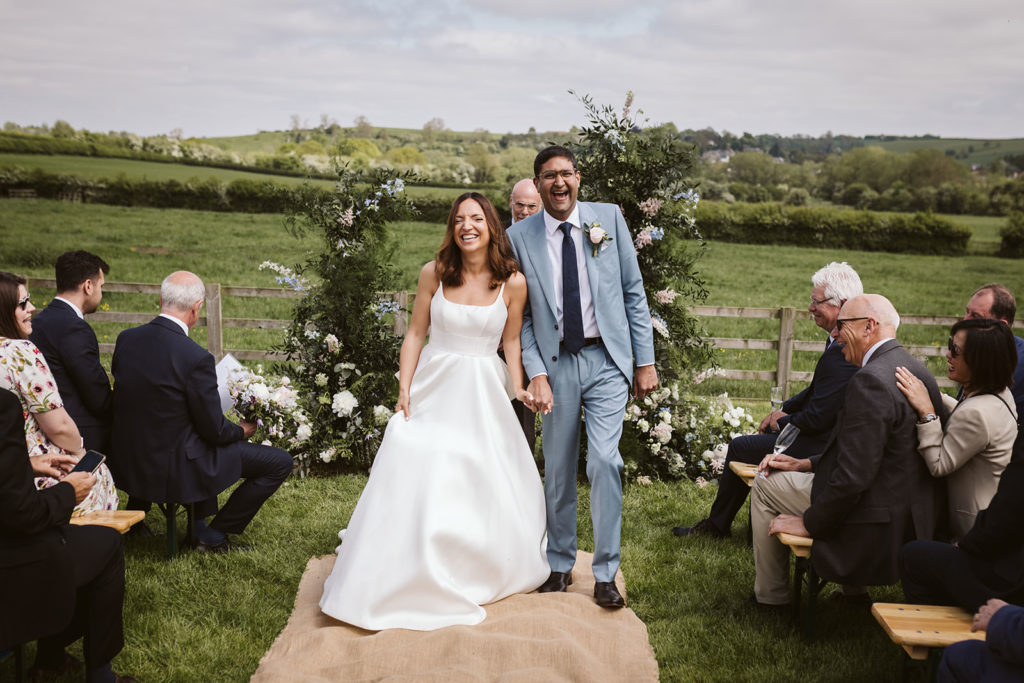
left=896, top=317, right=1018, bottom=540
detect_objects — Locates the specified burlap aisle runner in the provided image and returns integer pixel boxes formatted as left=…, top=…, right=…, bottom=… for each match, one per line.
left=253, top=551, right=659, bottom=682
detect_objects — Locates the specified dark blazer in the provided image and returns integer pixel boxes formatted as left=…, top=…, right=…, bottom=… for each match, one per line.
left=110, top=316, right=243, bottom=504
left=779, top=339, right=859, bottom=458
left=0, top=389, right=76, bottom=649
left=804, top=339, right=945, bottom=585
left=29, top=299, right=113, bottom=451
left=957, top=429, right=1024, bottom=602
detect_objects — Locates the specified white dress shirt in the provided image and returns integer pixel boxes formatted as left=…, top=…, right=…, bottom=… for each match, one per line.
left=54, top=296, right=84, bottom=320
left=543, top=207, right=600, bottom=340
left=861, top=337, right=895, bottom=366
left=159, top=313, right=190, bottom=336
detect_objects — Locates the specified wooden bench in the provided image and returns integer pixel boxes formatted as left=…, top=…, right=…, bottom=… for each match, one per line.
left=872, top=602, right=983, bottom=679
left=776, top=532, right=824, bottom=636
left=729, top=461, right=758, bottom=487
left=69, top=510, right=146, bottom=534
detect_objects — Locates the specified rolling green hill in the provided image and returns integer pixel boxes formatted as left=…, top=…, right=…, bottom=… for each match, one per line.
left=867, top=136, right=1024, bottom=166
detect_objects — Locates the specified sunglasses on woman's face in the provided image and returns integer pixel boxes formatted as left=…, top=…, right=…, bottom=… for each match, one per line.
left=947, top=336, right=962, bottom=359
left=17, top=294, right=31, bottom=311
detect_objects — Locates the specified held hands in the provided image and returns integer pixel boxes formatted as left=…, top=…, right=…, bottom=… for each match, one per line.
left=514, top=388, right=535, bottom=407
left=895, top=366, right=935, bottom=418
left=756, top=453, right=811, bottom=477
left=758, top=410, right=787, bottom=434
left=30, top=452, right=79, bottom=479
left=524, top=376, right=553, bottom=415
left=633, top=365, right=658, bottom=401
left=395, top=388, right=411, bottom=421
left=769, top=513, right=809, bottom=538
left=64, top=471, right=97, bottom=504
left=240, top=420, right=257, bottom=439
left=972, top=598, right=1008, bottom=632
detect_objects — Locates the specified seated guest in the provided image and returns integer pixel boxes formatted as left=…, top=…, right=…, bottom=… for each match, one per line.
left=964, top=283, right=1024, bottom=417
left=0, top=272, right=118, bottom=516
left=673, top=261, right=861, bottom=538
left=750, top=294, right=944, bottom=606
left=30, top=250, right=114, bottom=452
left=110, top=271, right=292, bottom=553
left=900, top=427, right=1024, bottom=612
left=895, top=318, right=1018, bottom=540
left=939, top=599, right=1024, bottom=683
left=0, top=389, right=133, bottom=683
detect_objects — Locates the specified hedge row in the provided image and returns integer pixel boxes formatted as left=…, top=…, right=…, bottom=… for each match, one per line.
left=694, top=201, right=971, bottom=256
left=0, top=167, right=506, bottom=222
left=1001, top=212, right=1024, bottom=258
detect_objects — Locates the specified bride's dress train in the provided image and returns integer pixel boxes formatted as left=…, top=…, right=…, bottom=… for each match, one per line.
left=319, top=282, right=549, bottom=631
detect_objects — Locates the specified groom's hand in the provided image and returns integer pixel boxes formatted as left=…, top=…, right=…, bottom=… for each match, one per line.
left=633, top=365, right=658, bottom=400
left=525, top=376, right=553, bottom=415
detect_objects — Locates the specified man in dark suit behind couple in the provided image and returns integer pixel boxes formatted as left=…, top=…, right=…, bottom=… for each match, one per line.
left=110, top=271, right=291, bottom=552
left=507, top=146, right=658, bottom=609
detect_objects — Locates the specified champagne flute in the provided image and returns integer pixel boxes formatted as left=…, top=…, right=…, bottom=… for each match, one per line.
left=770, top=386, right=784, bottom=413
left=759, top=423, right=800, bottom=478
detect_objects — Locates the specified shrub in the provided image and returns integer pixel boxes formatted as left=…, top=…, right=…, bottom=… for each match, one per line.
left=1000, top=211, right=1024, bottom=258
left=695, top=201, right=970, bottom=255
left=783, top=187, right=810, bottom=206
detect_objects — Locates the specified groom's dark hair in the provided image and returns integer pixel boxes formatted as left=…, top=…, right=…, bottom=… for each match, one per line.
left=533, top=145, right=577, bottom=177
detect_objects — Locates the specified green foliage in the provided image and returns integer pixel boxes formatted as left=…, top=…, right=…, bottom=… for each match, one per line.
left=384, top=145, right=427, bottom=167
left=280, top=169, right=414, bottom=469
left=999, top=211, right=1024, bottom=258
left=696, top=201, right=971, bottom=255
left=335, top=138, right=381, bottom=158
left=569, top=91, right=713, bottom=378
left=296, top=139, right=326, bottom=156
left=782, top=187, right=810, bottom=206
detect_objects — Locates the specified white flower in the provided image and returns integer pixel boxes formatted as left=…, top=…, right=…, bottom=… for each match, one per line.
left=652, top=421, right=673, bottom=444
left=249, top=383, right=271, bottom=402
left=324, top=334, right=340, bottom=354
left=295, top=423, right=312, bottom=442
left=696, top=476, right=709, bottom=488
left=650, top=443, right=662, bottom=454
left=373, top=404, right=392, bottom=425
left=314, top=373, right=328, bottom=387
left=636, top=475, right=653, bottom=485
left=319, top=447, right=336, bottom=463
left=331, top=390, right=359, bottom=417
left=637, top=418, right=650, bottom=432
left=629, top=404, right=642, bottom=417
left=655, top=289, right=678, bottom=305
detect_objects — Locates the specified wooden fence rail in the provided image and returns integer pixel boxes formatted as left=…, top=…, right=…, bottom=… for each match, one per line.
left=32, top=278, right=1020, bottom=396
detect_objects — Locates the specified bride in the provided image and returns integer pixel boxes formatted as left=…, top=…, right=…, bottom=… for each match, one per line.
left=319, top=192, right=550, bottom=631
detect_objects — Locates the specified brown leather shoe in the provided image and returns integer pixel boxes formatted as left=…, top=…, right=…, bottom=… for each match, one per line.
left=538, top=571, right=572, bottom=593
left=594, top=581, right=625, bottom=609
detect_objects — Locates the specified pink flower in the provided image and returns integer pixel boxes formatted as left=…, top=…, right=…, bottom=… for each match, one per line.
left=638, top=198, right=662, bottom=218
left=634, top=230, right=652, bottom=250
left=588, top=227, right=607, bottom=244
left=655, top=289, right=678, bottom=305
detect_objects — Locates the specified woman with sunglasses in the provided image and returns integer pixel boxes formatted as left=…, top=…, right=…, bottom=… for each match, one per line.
left=895, top=317, right=1018, bottom=540
left=0, top=271, right=118, bottom=515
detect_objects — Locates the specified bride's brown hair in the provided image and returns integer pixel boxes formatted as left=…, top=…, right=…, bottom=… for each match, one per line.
left=434, top=192, right=518, bottom=290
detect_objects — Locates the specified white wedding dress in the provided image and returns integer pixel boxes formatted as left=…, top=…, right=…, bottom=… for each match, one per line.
left=319, top=282, right=549, bottom=631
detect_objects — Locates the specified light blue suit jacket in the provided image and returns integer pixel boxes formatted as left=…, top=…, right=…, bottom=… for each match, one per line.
left=507, top=201, right=655, bottom=384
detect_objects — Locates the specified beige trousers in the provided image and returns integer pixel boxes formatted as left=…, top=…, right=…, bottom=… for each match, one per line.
left=751, top=470, right=814, bottom=605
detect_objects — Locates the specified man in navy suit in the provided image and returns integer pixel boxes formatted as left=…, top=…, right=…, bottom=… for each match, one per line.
left=939, top=599, right=1024, bottom=682
left=964, top=283, right=1024, bottom=418
left=673, top=262, right=862, bottom=538
left=507, top=146, right=657, bottom=609
left=30, top=250, right=113, bottom=452
left=110, top=271, right=291, bottom=553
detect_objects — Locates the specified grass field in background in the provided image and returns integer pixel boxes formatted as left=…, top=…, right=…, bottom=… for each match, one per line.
left=870, top=136, right=1024, bottom=166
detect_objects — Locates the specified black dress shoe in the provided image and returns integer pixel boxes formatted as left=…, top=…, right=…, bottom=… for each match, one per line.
left=195, top=538, right=252, bottom=554
left=538, top=571, right=572, bottom=593
left=671, top=518, right=729, bottom=538
left=594, top=581, right=625, bottom=609
left=28, top=653, right=82, bottom=681
left=745, top=594, right=789, bottom=613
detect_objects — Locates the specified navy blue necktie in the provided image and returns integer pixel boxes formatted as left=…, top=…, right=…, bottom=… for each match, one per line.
left=560, top=222, right=584, bottom=354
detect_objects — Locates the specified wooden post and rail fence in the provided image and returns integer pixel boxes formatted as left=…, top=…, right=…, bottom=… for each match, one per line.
left=30, top=277, right=999, bottom=399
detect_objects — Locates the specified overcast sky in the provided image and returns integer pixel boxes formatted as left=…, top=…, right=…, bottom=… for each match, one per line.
left=1, top=0, right=1021, bottom=140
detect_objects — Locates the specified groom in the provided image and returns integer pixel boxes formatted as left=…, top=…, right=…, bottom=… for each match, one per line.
left=507, top=145, right=657, bottom=609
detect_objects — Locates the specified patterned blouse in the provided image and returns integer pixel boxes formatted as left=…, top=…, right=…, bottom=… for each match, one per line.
left=0, top=337, right=119, bottom=516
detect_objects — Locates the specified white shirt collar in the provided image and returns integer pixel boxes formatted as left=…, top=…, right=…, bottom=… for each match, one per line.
left=543, top=205, right=581, bottom=236
left=53, top=296, right=84, bottom=319
left=158, top=313, right=190, bottom=336
left=861, top=337, right=895, bottom=366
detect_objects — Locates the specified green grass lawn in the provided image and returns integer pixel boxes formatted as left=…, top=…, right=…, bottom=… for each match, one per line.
left=2, top=477, right=917, bottom=683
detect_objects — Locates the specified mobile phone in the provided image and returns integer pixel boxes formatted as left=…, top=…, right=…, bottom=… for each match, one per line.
left=70, top=450, right=106, bottom=474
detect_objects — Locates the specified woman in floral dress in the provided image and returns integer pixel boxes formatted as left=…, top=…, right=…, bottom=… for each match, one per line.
left=0, top=272, right=118, bottom=516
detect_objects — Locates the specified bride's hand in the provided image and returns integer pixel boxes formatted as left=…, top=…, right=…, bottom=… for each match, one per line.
left=515, top=388, right=534, bottom=406
left=395, top=389, right=411, bottom=421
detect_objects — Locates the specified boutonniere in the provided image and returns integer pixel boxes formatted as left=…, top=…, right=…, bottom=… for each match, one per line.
left=583, top=222, right=612, bottom=256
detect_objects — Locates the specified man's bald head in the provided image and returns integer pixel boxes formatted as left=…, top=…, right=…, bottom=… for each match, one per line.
left=837, top=294, right=900, bottom=366
left=161, top=270, right=206, bottom=316
left=509, top=178, right=542, bottom=223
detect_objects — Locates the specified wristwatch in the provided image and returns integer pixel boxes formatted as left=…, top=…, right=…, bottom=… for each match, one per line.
left=917, top=413, right=938, bottom=425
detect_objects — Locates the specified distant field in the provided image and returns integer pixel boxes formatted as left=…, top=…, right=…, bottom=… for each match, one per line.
left=0, top=153, right=469, bottom=198
left=869, top=137, right=1024, bottom=166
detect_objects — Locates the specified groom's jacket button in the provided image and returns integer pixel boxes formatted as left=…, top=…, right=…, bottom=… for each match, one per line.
left=554, top=324, right=559, bottom=330
left=552, top=356, right=557, bottom=361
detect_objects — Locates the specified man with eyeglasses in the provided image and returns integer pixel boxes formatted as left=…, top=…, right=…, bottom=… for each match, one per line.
left=508, top=178, right=542, bottom=225
left=964, top=283, right=1024, bottom=417
left=507, top=145, right=657, bottom=609
left=673, top=261, right=862, bottom=540
left=749, top=294, right=944, bottom=608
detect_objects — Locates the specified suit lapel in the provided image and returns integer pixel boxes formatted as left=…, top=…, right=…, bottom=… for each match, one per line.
left=522, top=216, right=558, bottom=320
left=579, top=202, right=601, bottom=299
